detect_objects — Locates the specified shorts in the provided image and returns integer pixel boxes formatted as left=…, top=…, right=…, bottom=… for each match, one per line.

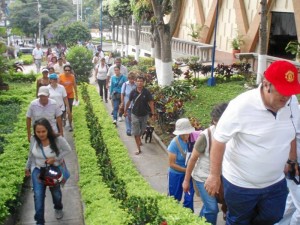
left=131, top=114, right=148, bottom=136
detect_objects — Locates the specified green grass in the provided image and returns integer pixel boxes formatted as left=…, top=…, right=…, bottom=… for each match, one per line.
left=184, top=81, right=247, bottom=127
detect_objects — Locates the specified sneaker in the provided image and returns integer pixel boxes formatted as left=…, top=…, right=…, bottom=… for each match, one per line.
left=55, top=209, right=64, bottom=220
left=118, top=117, right=123, bottom=122
left=126, top=132, right=131, bottom=136
left=69, top=126, right=73, bottom=132
left=113, top=120, right=117, bottom=124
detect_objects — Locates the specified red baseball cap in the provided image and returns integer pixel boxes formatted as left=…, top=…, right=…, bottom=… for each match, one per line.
left=264, top=60, right=300, bottom=96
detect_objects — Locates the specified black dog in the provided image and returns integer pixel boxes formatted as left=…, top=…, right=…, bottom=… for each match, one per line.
left=142, top=126, right=154, bottom=143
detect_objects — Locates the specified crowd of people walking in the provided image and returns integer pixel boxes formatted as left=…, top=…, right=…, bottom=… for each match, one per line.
left=25, top=39, right=300, bottom=225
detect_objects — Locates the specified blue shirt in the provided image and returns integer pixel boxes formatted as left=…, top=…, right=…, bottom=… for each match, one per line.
left=121, top=81, right=136, bottom=107
left=110, top=75, right=127, bottom=95
left=168, top=136, right=188, bottom=174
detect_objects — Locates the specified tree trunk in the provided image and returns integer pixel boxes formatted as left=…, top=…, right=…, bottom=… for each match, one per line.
left=112, top=21, right=116, bottom=51
left=116, top=23, right=119, bottom=51
left=157, top=24, right=173, bottom=85
left=257, top=0, right=267, bottom=84
left=121, top=18, right=124, bottom=57
left=125, top=18, right=130, bottom=57
left=134, top=19, right=141, bottom=61
left=150, top=0, right=182, bottom=86
left=150, top=23, right=155, bottom=57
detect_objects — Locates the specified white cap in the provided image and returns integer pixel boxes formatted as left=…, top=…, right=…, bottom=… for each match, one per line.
left=42, top=68, right=49, bottom=73
left=38, top=86, right=49, bottom=97
left=173, top=118, right=195, bottom=135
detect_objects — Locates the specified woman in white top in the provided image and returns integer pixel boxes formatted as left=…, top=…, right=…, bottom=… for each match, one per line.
left=47, top=73, right=71, bottom=127
left=94, top=57, right=109, bottom=102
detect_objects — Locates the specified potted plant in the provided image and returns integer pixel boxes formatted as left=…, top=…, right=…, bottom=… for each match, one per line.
left=186, top=24, right=204, bottom=42
left=285, top=41, right=300, bottom=62
left=231, top=35, right=244, bottom=56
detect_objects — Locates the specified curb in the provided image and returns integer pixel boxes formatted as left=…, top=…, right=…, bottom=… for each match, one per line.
left=152, top=131, right=169, bottom=155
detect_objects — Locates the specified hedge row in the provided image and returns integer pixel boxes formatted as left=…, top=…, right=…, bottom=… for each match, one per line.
left=73, top=84, right=208, bottom=224
left=0, top=84, right=33, bottom=223
left=73, top=86, right=131, bottom=224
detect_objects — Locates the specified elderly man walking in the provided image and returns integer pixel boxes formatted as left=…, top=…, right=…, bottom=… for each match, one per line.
left=26, top=86, right=63, bottom=142
left=205, top=61, right=300, bottom=225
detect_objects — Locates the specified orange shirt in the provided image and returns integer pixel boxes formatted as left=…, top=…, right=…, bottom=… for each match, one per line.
left=59, top=73, right=75, bottom=98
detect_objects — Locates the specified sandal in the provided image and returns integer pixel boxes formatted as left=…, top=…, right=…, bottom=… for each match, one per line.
left=135, top=150, right=141, bottom=155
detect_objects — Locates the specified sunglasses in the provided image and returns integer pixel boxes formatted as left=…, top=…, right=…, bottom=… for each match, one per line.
left=64, top=70, right=71, bottom=72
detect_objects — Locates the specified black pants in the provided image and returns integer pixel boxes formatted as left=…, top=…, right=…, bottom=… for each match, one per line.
left=97, top=79, right=107, bottom=101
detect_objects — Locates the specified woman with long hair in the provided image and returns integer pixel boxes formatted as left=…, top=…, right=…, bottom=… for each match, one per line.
left=25, top=118, right=71, bottom=225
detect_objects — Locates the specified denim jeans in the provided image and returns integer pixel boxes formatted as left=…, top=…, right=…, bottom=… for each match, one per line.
left=195, top=180, right=219, bottom=225
left=168, top=171, right=194, bottom=211
left=32, top=168, right=63, bottom=225
left=125, top=108, right=132, bottom=134
left=223, top=176, right=288, bottom=225
left=112, top=97, right=121, bottom=120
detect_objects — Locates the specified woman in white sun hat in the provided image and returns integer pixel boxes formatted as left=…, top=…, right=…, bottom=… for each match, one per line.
left=167, top=118, right=195, bottom=211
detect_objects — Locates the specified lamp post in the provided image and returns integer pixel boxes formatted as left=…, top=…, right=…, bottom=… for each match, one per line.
left=99, top=0, right=103, bottom=47
left=207, top=0, right=220, bottom=87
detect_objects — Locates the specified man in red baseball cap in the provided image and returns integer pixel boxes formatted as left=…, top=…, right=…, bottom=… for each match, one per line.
left=204, top=60, right=300, bottom=224
left=264, top=60, right=300, bottom=96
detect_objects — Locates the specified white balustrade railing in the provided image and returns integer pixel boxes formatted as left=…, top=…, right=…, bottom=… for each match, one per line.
left=116, top=27, right=213, bottom=62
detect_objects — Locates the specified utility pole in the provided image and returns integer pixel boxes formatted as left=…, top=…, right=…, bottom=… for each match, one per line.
left=80, top=0, right=83, bottom=22
left=100, top=0, right=103, bottom=47
left=37, top=0, right=41, bottom=44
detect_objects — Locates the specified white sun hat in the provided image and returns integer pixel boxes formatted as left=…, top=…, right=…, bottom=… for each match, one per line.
left=173, top=118, right=195, bottom=135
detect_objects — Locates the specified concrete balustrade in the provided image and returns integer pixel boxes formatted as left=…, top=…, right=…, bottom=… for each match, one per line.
left=116, top=27, right=213, bottom=61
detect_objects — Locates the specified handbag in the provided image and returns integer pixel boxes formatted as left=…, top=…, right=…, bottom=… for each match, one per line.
left=39, top=143, right=70, bottom=186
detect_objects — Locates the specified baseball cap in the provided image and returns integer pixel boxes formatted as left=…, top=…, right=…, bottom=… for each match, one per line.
left=173, top=118, right=195, bottom=135
left=49, top=73, right=58, bottom=79
left=264, top=61, right=300, bottom=96
left=38, top=86, right=49, bottom=97
left=42, top=68, right=49, bottom=73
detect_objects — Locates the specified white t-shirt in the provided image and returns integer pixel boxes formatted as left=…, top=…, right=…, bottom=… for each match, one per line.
left=53, top=63, right=65, bottom=74
left=32, top=48, right=44, bottom=60
left=48, top=84, right=67, bottom=111
left=107, top=64, right=128, bottom=78
left=96, top=64, right=108, bottom=80
left=214, top=85, right=300, bottom=188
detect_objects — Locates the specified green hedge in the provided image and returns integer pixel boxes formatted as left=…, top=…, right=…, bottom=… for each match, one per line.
left=73, top=88, right=131, bottom=224
left=0, top=84, right=32, bottom=223
left=76, top=84, right=208, bottom=224
left=19, top=55, right=34, bottom=65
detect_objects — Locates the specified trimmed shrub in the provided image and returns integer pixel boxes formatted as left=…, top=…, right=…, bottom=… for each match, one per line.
left=66, top=46, right=94, bottom=83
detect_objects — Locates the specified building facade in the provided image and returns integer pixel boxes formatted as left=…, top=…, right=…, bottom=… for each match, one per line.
left=174, top=0, right=299, bottom=59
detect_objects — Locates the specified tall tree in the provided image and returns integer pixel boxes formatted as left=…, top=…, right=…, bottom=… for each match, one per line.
left=131, top=0, right=152, bottom=60
left=9, top=0, right=74, bottom=39
left=150, top=0, right=182, bottom=86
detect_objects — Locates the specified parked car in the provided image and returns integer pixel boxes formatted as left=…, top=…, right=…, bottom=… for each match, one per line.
left=18, top=47, right=33, bottom=55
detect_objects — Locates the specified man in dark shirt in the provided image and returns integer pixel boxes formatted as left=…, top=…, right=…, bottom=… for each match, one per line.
left=124, top=75, right=155, bottom=155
